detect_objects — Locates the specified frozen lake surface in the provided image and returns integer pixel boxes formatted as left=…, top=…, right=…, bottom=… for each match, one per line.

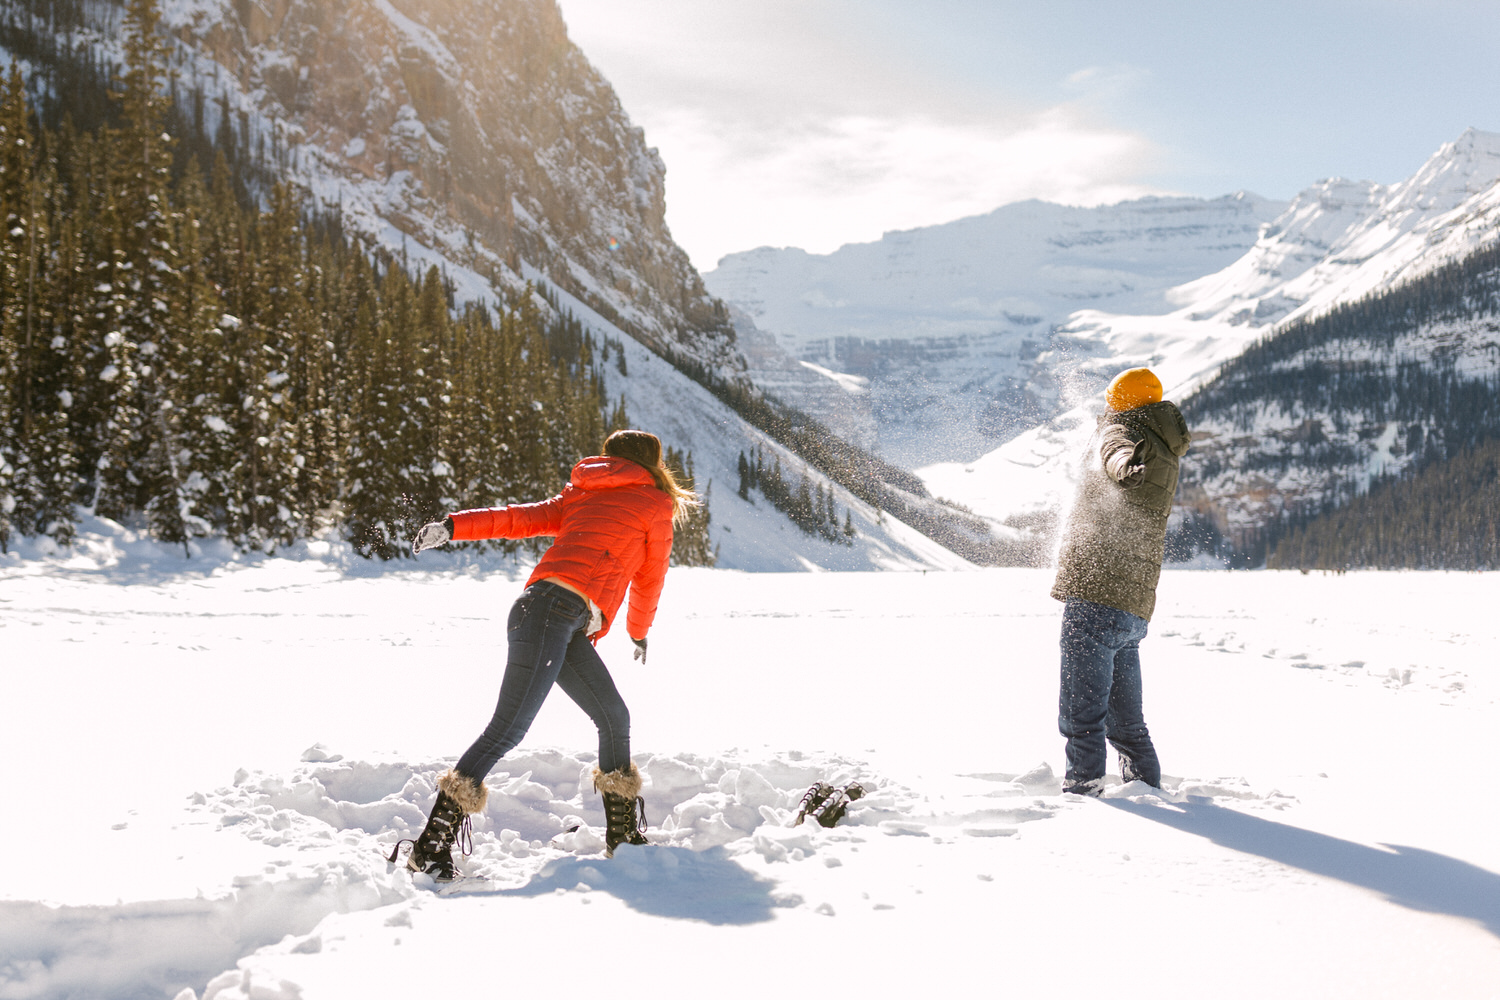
left=2, top=523, right=1498, bottom=999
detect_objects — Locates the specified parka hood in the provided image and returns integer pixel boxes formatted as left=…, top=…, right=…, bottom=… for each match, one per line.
left=1110, top=401, right=1190, bottom=458
left=570, top=456, right=658, bottom=491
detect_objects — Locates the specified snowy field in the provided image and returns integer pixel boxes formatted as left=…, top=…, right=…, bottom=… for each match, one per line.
left=3, top=524, right=1500, bottom=999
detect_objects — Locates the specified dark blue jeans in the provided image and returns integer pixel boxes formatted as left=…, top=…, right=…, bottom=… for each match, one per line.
left=1058, top=597, right=1161, bottom=787
left=455, top=581, right=631, bottom=780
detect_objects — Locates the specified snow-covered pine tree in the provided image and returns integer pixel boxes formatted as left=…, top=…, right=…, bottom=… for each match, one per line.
left=0, top=66, right=31, bottom=549
left=241, top=183, right=318, bottom=548
left=665, top=446, right=715, bottom=567
left=605, top=393, right=629, bottom=436
left=26, top=112, right=84, bottom=545
left=443, top=301, right=503, bottom=548
left=175, top=151, right=252, bottom=540
left=736, top=450, right=750, bottom=500
left=0, top=0, right=624, bottom=557
left=408, top=265, right=460, bottom=524
left=90, top=0, right=197, bottom=546
left=162, top=159, right=228, bottom=542
left=794, top=473, right=813, bottom=530
left=341, top=260, right=413, bottom=558
left=291, top=221, right=342, bottom=532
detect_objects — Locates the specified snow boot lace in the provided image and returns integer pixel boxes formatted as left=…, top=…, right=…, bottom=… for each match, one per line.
left=387, top=789, right=472, bottom=881
left=387, top=772, right=488, bottom=882
left=592, top=763, right=648, bottom=857
left=601, top=790, right=648, bottom=856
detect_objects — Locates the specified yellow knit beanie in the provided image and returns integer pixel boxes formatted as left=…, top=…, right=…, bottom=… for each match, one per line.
left=1105, top=368, right=1163, bottom=411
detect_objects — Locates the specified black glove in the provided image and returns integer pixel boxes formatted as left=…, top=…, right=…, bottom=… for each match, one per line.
left=412, top=517, right=453, bottom=555
left=632, top=637, right=647, bottom=664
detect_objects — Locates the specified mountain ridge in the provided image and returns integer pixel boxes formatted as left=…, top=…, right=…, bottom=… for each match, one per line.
left=706, top=189, right=1287, bottom=467
left=915, top=127, right=1500, bottom=561
left=0, top=0, right=971, bottom=570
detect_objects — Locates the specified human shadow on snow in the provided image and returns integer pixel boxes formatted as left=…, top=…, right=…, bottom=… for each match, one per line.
left=497, top=845, right=782, bottom=925
left=1107, top=797, right=1500, bottom=937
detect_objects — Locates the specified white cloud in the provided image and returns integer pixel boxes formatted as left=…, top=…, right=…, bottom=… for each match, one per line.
left=1064, top=64, right=1148, bottom=93
left=656, top=109, right=1161, bottom=269
left=558, top=0, right=1168, bottom=270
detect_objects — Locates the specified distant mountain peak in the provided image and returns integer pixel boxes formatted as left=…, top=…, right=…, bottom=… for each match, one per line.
left=708, top=190, right=1286, bottom=467
left=916, top=125, right=1500, bottom=548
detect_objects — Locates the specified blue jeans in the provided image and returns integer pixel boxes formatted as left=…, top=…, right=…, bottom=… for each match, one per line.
left=455, top=581, right=632, bottom=780
left=1058, top=597, right=1161, bottom=787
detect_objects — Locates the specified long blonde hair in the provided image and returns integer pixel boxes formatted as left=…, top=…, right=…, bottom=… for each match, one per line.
left=603, top=430, right=700, bottom=525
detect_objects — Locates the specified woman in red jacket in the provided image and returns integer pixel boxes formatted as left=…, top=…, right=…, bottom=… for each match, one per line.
left=390, top=430, right=694, bottom=880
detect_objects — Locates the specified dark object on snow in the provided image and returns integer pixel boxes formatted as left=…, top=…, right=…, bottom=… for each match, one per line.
left=794, top=781, right=866, bottom=828
left=794, top=782, right=835, bottom=824
left=389, top=795, right=468, bottom=881
left=594, top=763, right=649, bottom=856
left=387, top=770, right=487, bottom=882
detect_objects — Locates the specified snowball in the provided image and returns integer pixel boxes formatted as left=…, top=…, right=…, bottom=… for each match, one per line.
left=734, top=767, right=779, bottom=810
left=300, top=743, right=343, bottom=763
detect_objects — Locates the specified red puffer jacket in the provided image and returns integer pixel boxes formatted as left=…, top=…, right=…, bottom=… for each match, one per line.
left=449, top=457, right=674, bottom=641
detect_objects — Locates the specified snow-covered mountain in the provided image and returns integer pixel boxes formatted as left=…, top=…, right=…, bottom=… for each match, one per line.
left=1176, top=245, right=1500, bottom=556
left=0, top=0, right=968, bottom=571
left=916, top=129, right=1500, bottom=549
left=16, top=4, right=1499, bottom=567
left=155, top=0, right=738, bottom=373
left=705, top=193, right=1287, bottom=467
left=1170, top=129, right=1500, bottom=329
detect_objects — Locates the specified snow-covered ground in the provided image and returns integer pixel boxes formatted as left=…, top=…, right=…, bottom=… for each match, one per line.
left=3, top=526, right=1499, bottom=999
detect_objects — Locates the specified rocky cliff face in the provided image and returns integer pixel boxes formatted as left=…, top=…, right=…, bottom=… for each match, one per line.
left=159, top=0, right=737, bottom=370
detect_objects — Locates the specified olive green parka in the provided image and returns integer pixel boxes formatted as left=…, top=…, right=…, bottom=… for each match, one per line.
left=1050, top=400, right=1191, bottom=622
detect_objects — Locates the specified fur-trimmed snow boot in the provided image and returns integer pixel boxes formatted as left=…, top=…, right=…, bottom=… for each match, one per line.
left=592, top=762, right=648, bottom=857
left=387, top=770, right=489, bottom=881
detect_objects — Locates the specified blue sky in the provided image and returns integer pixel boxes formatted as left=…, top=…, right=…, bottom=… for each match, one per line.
left=556, top=0, right=1500, bottom=271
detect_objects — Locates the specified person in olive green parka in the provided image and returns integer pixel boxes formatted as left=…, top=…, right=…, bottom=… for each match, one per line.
left=1051, top=367, right=1191, bottom=796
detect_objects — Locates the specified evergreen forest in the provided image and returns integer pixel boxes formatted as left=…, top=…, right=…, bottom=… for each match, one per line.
left=1268, top=436, right=1500, bottom=570
left=736, top=447, right=855, bottom=546
left=0, top=0, right=713, bottom=564
left=1181, top=238, right=1500, bottom=568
